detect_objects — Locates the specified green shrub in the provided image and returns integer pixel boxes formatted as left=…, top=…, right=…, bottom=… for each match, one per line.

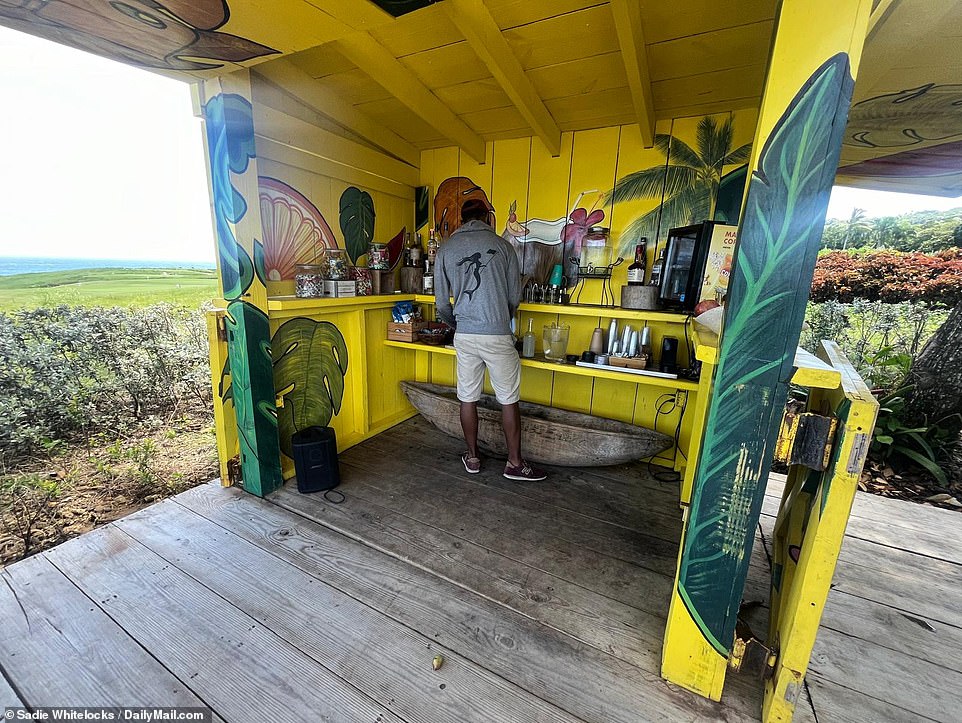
left=0, top=304, right=211, bottom=463
left=802, top=300, right=949, bottom=389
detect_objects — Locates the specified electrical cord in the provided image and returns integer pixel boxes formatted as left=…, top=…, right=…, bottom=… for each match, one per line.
left=643, top=392, right=689, bottom=484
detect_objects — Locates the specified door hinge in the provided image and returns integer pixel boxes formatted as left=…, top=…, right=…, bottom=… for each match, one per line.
left=775, top=411, right=838, bottom=471
left=730, top=635, right=777, bottom=678
left=216, top=315, right=228, bottom=343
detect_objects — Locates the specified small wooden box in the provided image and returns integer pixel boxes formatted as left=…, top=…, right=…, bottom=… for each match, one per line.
left=387, top=321, right=425, bottom=342
left=609, top=356, right=648, bottom=369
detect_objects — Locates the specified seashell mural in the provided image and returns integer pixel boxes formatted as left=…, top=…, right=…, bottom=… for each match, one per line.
left=258, top=177, right=337, bottom=281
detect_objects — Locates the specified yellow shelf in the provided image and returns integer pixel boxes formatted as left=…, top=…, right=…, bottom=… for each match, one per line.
left=384, top=340, right=699, bottom=391
left=413, top=294, right=690, bottom=325
left=268, top=294, right=414, bottom=312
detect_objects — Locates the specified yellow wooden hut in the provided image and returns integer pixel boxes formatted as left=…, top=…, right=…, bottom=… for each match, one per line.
left=3, top=1, right=959, bottom=720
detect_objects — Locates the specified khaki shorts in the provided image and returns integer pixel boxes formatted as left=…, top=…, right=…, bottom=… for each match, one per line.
left=453, top=333, right=521, bottom=405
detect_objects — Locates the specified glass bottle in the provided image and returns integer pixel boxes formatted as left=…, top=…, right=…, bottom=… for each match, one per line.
left=408, top=232, right=422, bottom=268
left=422, top=257, right=434, bottom=293
left=427, top=229, right=439, bottom=266
left=627, top=238, right=647, bottom=285
left=522, top=318, right=535, bottom=358
left=649, top=247, right=666, bottom=288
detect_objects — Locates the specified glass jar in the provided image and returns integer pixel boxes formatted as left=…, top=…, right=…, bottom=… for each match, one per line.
left=322, top=248, right=349, bottom=280
left=368, top=243, right=390, bottom=271
left=542, top=322, right=570, bottom=362
left=580, top=226, right=611, bottom=272
left=294, top=264, right=324, bottom=298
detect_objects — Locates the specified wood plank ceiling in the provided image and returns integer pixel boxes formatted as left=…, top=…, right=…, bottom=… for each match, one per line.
left=280, top=0, right=777, bottom=153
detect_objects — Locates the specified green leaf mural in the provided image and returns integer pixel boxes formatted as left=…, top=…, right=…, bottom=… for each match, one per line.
left=223, top=300, right=283, bottom=493
left=272, top=318, right=349, bottom=459
left=338, top=187, right=376, bottom=265
left=678, top=54, right=855, bottom=655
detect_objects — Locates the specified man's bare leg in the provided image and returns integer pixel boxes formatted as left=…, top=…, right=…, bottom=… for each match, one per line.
left=502, top=401, right=522, bottom=467
left=460, top=401, right=480, bottom=458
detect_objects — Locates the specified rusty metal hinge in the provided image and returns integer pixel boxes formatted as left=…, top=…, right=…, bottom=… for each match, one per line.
left=730, top=635, right=777, bottom=678
left=775, top=411, right=838, bottom=471
left=216, top=315, right=228, bottom=343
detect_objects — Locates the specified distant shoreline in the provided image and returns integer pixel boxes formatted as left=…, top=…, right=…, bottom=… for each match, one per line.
left=0, top=256, right=216, bottom=277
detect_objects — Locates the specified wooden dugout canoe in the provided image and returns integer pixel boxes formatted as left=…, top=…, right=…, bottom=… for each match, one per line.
left=400, top=381, right=672, bottom=467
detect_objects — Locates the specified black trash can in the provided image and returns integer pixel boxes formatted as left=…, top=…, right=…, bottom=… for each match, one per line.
left=291, top=426, right=340, bottom=493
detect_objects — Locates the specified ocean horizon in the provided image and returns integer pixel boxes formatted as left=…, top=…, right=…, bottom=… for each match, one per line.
left=0, top=255, right=216, bottom=277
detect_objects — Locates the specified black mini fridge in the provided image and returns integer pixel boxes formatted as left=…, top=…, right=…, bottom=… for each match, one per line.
left=658, top=221, right=738, bottom=311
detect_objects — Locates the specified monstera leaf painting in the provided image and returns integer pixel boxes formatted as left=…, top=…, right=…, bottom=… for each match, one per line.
left=272, top=318, right=349, bottom=459
left=678, top=54, right=855, bottom=655
left=339, top=187, right=376, bottom=265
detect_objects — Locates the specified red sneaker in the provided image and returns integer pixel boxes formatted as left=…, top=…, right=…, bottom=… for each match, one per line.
left=503, top=460, right=546, bottom=481
left=461, top=452, right=481, bottom=474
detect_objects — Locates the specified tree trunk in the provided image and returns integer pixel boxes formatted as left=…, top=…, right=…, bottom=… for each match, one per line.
left=904, top=302, right=962, bottom=436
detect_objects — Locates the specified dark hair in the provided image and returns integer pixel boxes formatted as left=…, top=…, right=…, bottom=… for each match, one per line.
left=460, top=198, right=491, bottom=223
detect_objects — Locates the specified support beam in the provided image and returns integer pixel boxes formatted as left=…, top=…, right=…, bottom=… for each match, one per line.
left=197, top=70, right=283, bottom=497
left=610, top=0, right=656, bottom=148
left=445, top=0, right=561, bottom=156
left=336, top=31, right=487, bottom=163
left=661, top=0, right=872, bottom=708
left=252, top=59, right=421, bottom=167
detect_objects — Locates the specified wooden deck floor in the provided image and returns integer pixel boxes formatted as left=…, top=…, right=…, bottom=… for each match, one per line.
left=1, top=416, right=958, bottom=722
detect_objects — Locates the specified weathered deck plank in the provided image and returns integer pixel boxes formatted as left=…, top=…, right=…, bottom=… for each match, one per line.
left=44, top=527, right=405, bottom=723
left=0, top=555, right=215, bottom=712
left=805, top=675, right=934, bottom=723
left=0, top=671, right=23, bottom=710
left=178, top=483, right=756, bottom=722
left=115, top=498, right=582, bottom=723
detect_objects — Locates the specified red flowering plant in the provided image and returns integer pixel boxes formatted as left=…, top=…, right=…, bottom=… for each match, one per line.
left=561, top=208, right=605, bottom=260
left=811, top=249, right=962, bottom=305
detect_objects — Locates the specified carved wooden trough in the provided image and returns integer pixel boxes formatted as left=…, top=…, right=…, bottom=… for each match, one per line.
left=400, top=381, right=672, bottom=467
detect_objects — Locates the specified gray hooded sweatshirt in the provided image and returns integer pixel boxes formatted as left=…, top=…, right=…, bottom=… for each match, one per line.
left=434, top=219, right=521, bottom=335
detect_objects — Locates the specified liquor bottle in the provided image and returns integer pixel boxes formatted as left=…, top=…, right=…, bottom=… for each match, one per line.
left=427, top=229, right=439, bottom=266
left=422, top=257, right=434, bottom=293
left=522, top=318, right=535, bottom=358
left=410, top=232, right=422, bottom=267
left=649, top=247, right=666, bottom=288
left=627, top=238, right=647, bottom=285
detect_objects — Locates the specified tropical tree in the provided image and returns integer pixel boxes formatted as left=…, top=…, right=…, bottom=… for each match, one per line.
left=603, top=115, right=752, bottom=255
left=842, top=207, right=872, bottom=249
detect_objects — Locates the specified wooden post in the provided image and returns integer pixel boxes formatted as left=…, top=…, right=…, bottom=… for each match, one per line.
left=765, top=342, right=878, bottom=721
left=197, top=71, right=283, bottom=497
left=661, top=0, right=872, bottom=701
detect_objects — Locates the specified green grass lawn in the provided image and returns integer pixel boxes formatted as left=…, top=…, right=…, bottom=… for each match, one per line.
left=0, top=268, right=219, bottom=311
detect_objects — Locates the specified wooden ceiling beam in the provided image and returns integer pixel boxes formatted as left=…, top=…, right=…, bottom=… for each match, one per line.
left=336, top=31, right=487, bottom=163
left=445, top=0, right=561, bottom=157
left=252, top=58, right=420, bottom=167
left=609, top=0, right=656, bottom=148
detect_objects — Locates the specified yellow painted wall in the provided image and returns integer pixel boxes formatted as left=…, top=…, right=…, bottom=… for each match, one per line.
left=419, top=110, right=757, bottom=306
left=418, top=113, right=757, bottom=468
left=251, top=73, right=417, bottom=299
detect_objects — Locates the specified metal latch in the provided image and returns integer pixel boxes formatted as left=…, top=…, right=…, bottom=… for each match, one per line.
left=775, top=411, right=838, bottom=471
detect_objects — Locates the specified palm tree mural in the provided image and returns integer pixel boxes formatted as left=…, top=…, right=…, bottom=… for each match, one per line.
left=604, top=115, right=752, bottom=256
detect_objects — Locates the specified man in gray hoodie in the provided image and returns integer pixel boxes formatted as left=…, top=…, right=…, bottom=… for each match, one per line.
left=435, top=199, right=546, bottom=481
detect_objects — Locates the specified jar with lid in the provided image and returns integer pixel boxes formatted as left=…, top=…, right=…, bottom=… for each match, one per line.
left=322, top=248, right=350, bottom=280
left=368, top=243, right=390, bottom=271
left=294, top=264, right=324, bottom=298
left=579, top=227, right=611, bottom=272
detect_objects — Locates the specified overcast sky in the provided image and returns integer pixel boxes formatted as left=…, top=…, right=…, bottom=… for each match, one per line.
left=0, top=24, right=959, bottom=264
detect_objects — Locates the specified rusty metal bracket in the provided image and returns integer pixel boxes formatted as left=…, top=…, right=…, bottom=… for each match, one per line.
left=775, top=411, right=838, bottom=471
left=730, top=636, right=777, bottom=678
left=215, top=314, right=228, bottom=343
